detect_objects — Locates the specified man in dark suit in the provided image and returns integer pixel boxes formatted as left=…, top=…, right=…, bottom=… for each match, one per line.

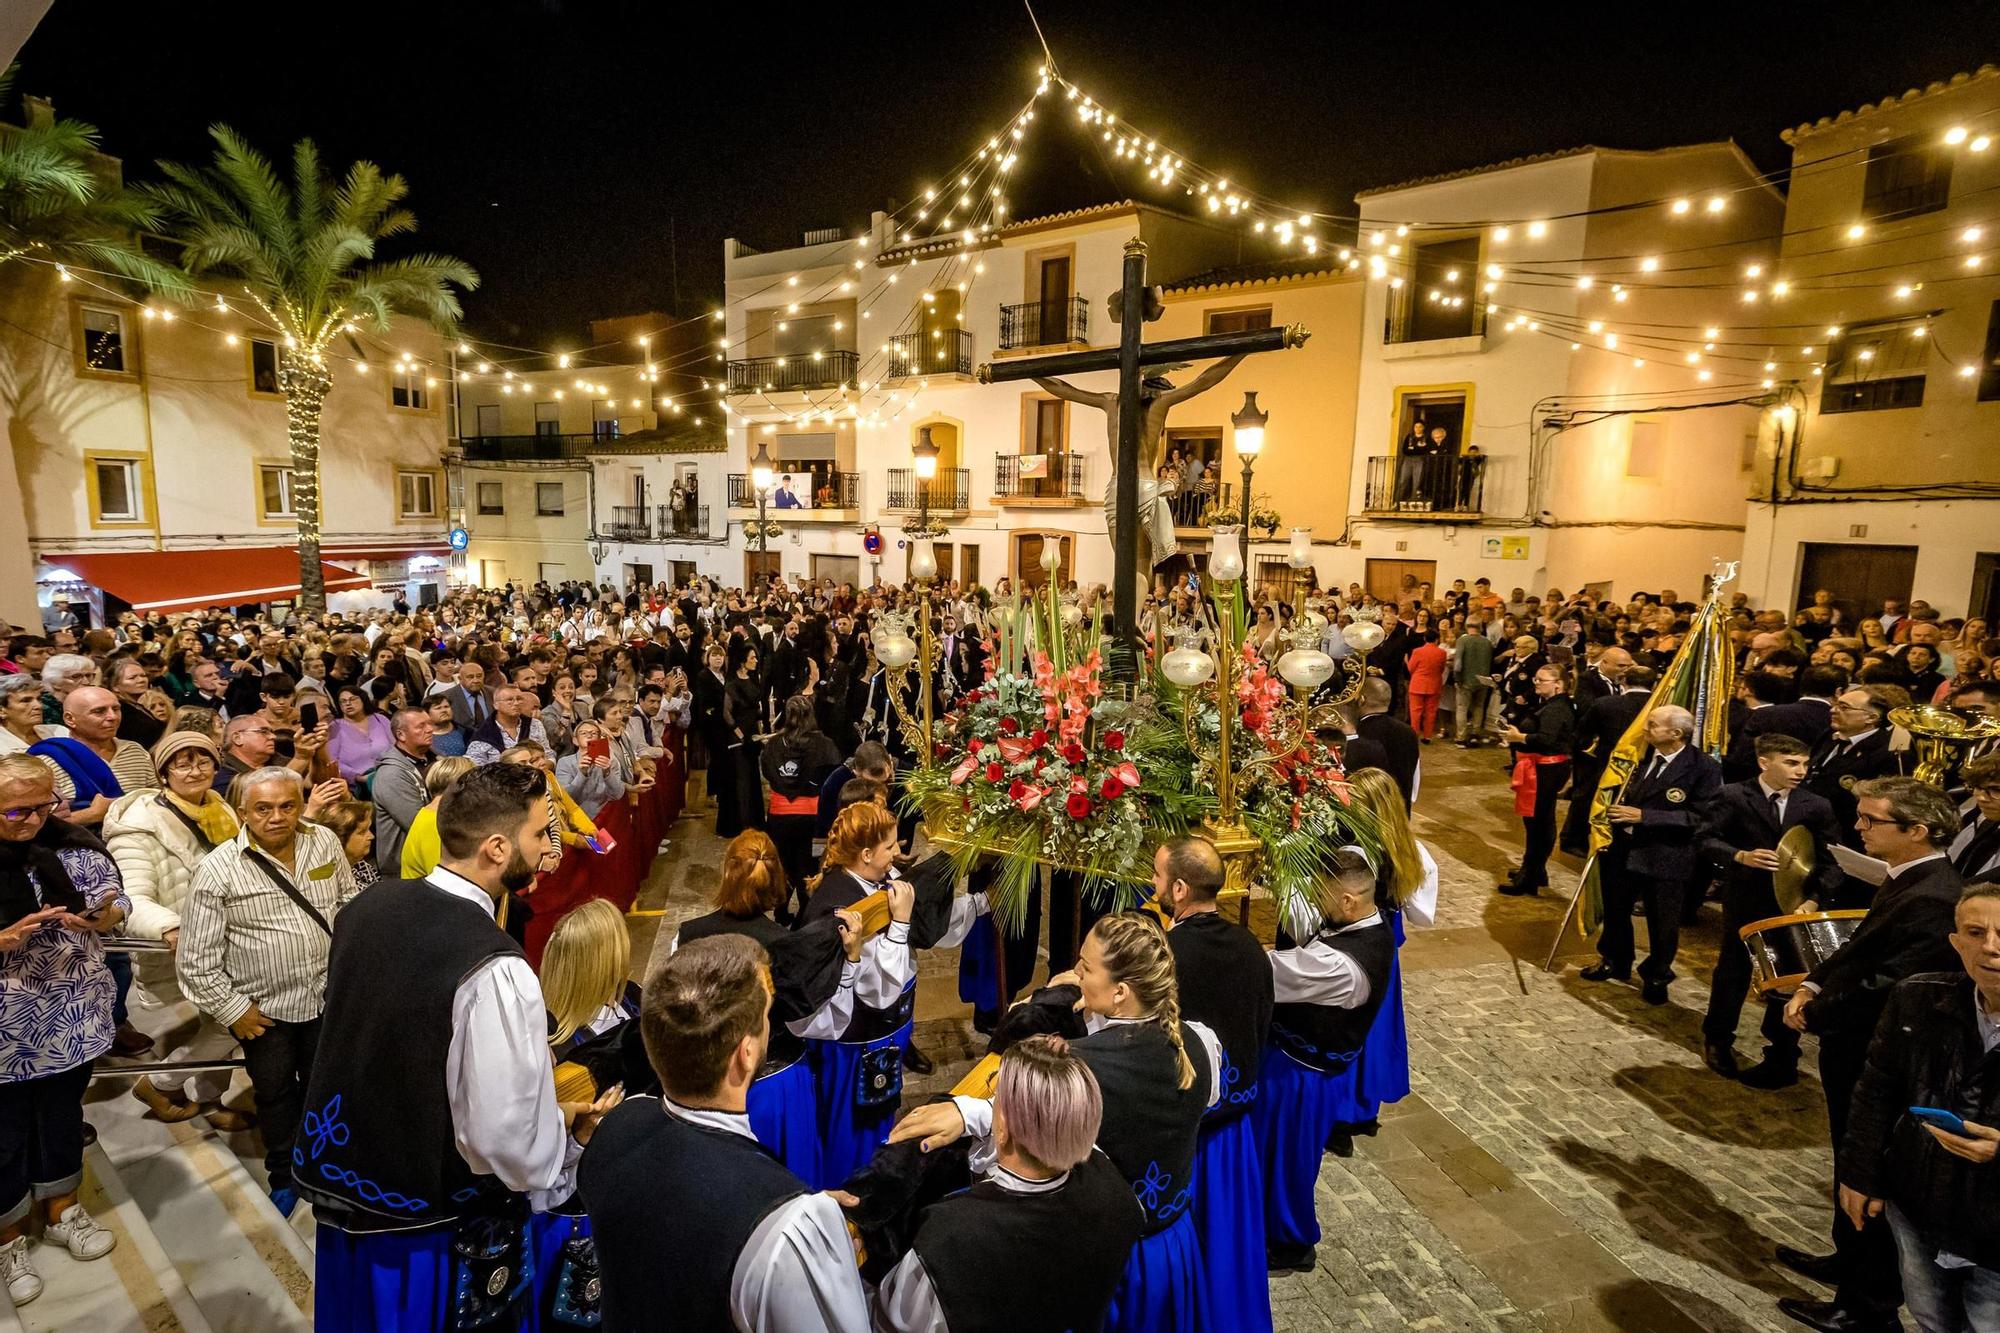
left=1560, top=662, right=1653, bottom=855
left=1947, top=753, right=2000, bottom=882
left=1580, top=704, right=1724, bottom=1002
left=1774, top=778, right=1965, bottom=1333
left=1698, top=733, right=1843, bottom=1087
left=1350, top=676, right=1419, bottom=810
left=1756, top=663, right=1844, bottom=751
left=1722, top=670, right=1794, bottom=783
left=1574, top=646, right=1630, bottom=711
left=1804, top=685, right=1907, bottom=866
left=444, top=659, right=495, bottom=738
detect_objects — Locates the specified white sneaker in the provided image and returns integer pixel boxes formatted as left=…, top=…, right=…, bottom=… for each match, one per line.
left=43, top=1204, right=114, bottom=1260
left=0, top=1236, right=40, bottom=1305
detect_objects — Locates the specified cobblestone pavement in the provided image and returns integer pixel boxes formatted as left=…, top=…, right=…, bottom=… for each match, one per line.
left=628, top=742, right=1853, bottom=1332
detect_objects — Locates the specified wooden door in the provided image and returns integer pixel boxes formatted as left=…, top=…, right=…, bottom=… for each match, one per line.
left=744, top=550, right=782, bottom=588
left=1037, top=256, right=1071, bottom=340
left=960, top=544, right=981, bottom=589
left=1795, top=543, right=1916, bottom=628
left=1015, top=533, right=1072, bottom=591
left=1364, top=558, right=1436, bottom=604
left=1968, top=553, right=2000, bottom=626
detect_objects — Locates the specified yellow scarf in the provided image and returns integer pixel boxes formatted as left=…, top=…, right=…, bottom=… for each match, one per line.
left=163, top=789, right=239, bottom=848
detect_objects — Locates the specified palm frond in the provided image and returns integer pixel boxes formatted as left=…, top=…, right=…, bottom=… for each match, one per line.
left=205, top=126, right=299, bottom=274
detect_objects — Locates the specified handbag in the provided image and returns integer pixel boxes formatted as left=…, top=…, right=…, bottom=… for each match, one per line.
left=449, top=1215, right=533, bottom=1331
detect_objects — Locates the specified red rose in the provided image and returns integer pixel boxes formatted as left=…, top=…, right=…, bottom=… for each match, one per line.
left=1008, top=778, right=1028, bottom=801
left=1100, top=776, right=1123, bottom=800
left=1030, top=728, right=1049, bottom=748
left=1103, top=730, right=1125, bottom=751
left=999, top=716, right=1020, bottom=735
left=1065, top=793, right=1092, bottom=819
left=1033, top=755, right=1046, bottom=773
left=985, top=762, right=1005, bottom=783
left=1062, top=742, right=1087, bottom=765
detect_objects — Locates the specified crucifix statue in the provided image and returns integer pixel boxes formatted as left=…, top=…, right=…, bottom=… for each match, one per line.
left=978, top=237, right=1310, bottom=679
left=1030, top=357, right=1246, bottom=579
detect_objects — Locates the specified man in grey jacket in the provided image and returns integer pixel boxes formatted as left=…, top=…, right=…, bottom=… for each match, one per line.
left=369, top=709, right=433, bottom=876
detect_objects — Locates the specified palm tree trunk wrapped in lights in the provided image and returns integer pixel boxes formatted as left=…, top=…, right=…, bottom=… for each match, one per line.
left=145, top=130, right=476, bottom=615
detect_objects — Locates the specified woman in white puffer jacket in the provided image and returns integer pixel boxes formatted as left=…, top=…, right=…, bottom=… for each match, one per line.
left=102, top=733, right=254, bottom=1129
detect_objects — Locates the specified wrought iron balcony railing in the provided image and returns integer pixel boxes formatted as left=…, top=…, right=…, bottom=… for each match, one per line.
left=1362, top=454, right=1485, bottom=515
left=884, top=467, right=971, bottom=512
left=725, top=349, right=860, bottom=395
left=994, top=452, right=1087, bottom=500
left=999, top=297, right=1089, bottom=350
left=726, top=471, right=862, bottom=509
left=886, top=328, right=974, bottom=379
left=1383, top=292, right=1488, bottom=345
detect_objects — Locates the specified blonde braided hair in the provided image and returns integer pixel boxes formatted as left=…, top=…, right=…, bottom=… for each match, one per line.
left=1088, top=912, right=1195, bottom=1091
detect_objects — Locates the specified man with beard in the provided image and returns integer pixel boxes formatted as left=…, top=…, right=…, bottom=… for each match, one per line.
left=301, top=762, right=621, bottom=1328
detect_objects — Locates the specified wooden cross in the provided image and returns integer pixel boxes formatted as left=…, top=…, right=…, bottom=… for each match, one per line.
left=978, top=238, right=1310, bottom=679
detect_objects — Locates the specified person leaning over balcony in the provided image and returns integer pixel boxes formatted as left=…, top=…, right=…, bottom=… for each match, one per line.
left=104, top=733, right=257, bottom=1130
left=0, top=754, right=127, bottom=1307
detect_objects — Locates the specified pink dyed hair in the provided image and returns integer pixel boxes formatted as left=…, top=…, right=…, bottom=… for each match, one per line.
left=995, top=1034, right=1102, bottom=1173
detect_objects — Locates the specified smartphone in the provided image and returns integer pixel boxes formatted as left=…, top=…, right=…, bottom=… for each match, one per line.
left=299, top=701, right=319, bottom=732
left=1910, top=1106, right=1970, bottom=1136
left=585, top=737, right=611, bottom=764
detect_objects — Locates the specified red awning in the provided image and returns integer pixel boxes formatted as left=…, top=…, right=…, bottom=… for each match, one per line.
left=39, top=548, right=373, bottom=613
left=319, top=543, right=452, bottom=562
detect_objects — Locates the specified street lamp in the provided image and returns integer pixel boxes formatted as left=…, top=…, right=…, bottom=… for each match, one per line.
left=913, top=425, right=940, bottom=534
left=1232, top=391, right=1268, bottom=538
left=750, top=439, right=776, bottom=579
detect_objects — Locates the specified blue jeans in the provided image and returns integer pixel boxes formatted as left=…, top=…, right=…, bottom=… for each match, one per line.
left=1887, top=1202, right=2000, bottom=1332
left=106, top=949, right=132, bottom=1027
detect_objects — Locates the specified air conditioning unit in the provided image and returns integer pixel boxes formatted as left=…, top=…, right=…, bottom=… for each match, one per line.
left=1800, top=455, right=1841, bottom=479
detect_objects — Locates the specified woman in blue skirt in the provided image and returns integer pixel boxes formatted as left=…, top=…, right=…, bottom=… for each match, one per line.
left=898, top=910, right=1222, bottom=1332
left=676, top=830, right=853, bottom=1184
left=1254, top=848, right=1398, bottom=1272
left=1329, top=768, right=1438, bottom=1154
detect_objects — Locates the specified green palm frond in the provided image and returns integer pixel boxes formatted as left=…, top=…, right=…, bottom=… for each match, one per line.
left=146, top=127, right=476, bottom=344
left=0, top=63, right=190, bottom=298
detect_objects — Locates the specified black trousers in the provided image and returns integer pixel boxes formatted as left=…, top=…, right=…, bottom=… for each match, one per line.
left=1047, top=870, right=1112, bottom=976
left=1597, top=861, right=1688, bottom=981
left=1822, top=1031, right=1903, bottom=1317
left=767, top=813, right=818, bottom=919
left=1701, top=893, right=1800, bottom=1062
left=0, top=1061, right=94, bottom=1227
left=1559, top=765, right=1604, bottom=851
left=1514, top=761, right=1569, bottom=889
left=709, top=742, right=744, bottom=838
left=242, top=1016, right=321, bottom=1188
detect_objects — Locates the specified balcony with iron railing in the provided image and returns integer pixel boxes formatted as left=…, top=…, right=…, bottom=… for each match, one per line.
left=725, top=349, right=860, bottom=395
left=656, top=503, right=717, bottom=541
left=884, top=467, right=971, bottom=514
left=1383, top=291, right=1489, bottom=347
left=726, top=470, right=862, bottom=515
left=458, top=432, right=601, bottom=462
left=605, top=505, right=652, bottom=540
left=999, top=297, right=1089, bottom=350
left=886, top=327, right=974, bottom=379
left=1361, top=454, right=1486, bottom=517
left=1170, top=479, right=1233, bottom=529
left=994, top=452, right=1088, bottom=503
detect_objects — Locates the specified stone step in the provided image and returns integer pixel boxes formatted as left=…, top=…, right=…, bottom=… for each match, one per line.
left=82, top=1071, right=314, bottom=1333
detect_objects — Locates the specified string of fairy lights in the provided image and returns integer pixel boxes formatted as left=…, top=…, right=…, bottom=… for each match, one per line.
left=19, top=60, right=2000, bottom=429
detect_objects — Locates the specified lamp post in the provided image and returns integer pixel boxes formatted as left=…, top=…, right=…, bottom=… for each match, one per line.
left=908, top=427, right=944, bottom=761
left=912, top=425, right=939, bottom=535
left=1200, top=524, right=1262, bottom=920
left=1231, top=391, right=1268, bottom=539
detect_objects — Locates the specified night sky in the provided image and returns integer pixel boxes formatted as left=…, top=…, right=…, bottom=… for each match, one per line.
left=15, top=2, right=2000, bottom=351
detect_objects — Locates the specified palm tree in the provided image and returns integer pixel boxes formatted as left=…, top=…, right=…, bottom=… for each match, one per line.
left=144, top=127, right=476, bottom=613
left=0, top=64, right=186, bottom=293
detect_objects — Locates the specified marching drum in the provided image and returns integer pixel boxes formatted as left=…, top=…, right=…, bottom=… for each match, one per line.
left=1739, top=910, right=1867, bottom=996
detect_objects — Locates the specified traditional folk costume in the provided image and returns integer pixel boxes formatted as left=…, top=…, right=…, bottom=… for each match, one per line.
left=1167, top=909, right=1276, bottom=1332
left=964, top=993, right=1224, bottom=1333
left=674, top=909, right=848, bottom=1184
left=796, top=856, right=987, bottom=1189
left=302, top=867, right=592, bottom=1331
left=581, top=1095, right=871, bottom=1333
left=1252, top=910, right=1396, bottom=1264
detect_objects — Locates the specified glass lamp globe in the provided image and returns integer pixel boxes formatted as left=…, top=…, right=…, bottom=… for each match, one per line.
left=1162, top=643, right=1217, bottom=688
left=910, top=537, right=938, bottom=582
left=1288, top=526, right=1313, bottom=571
left=1277, top=646, right=1336, bottom=690
left=1039, top=544, right=1062, bottom=572
left=1209, top=525, right=1245, bottom=583
left=874, top=633, right=918, bottom=669
left=1342, top=619, right=1385, bottom=652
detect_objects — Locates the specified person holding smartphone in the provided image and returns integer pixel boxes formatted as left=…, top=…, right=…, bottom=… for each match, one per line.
left=1832, top=880, right=2000, bottom=1333
left=555, top=720, right=626, bottom=820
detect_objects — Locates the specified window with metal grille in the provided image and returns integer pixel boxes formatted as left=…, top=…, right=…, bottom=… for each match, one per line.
left=1820, top=316, right=1928, bottom=414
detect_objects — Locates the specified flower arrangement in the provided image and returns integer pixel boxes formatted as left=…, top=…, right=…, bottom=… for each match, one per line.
left=1200, top=494, right=1283, bottom=535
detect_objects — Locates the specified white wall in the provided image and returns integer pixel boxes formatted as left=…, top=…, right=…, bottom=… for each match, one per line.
left=1742, top=498, right=2000, bottom=616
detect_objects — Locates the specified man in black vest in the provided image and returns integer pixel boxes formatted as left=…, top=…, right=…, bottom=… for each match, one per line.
left=1697, top=734, right=1843, bottom=1089
left=1158, top=834, right=1275, bottom=1331
left=1580, top=704, right=1723, bottom=1002
left=581, top=934, right=871, bottom=1332
left=301, top=763, right=622, bottom=1330
left=1775, top=778, right=1966, bottom=1333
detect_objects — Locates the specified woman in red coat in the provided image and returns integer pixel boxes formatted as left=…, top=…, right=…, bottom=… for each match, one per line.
left=1404, top=629, right=1448, bottom=742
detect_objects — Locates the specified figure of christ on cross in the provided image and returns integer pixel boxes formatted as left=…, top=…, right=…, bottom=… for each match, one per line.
left=978, top=237, right=1310, bottom=678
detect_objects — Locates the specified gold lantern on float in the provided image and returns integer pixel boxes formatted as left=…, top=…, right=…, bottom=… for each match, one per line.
left=1889, top=705, right=2000, bottom=789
